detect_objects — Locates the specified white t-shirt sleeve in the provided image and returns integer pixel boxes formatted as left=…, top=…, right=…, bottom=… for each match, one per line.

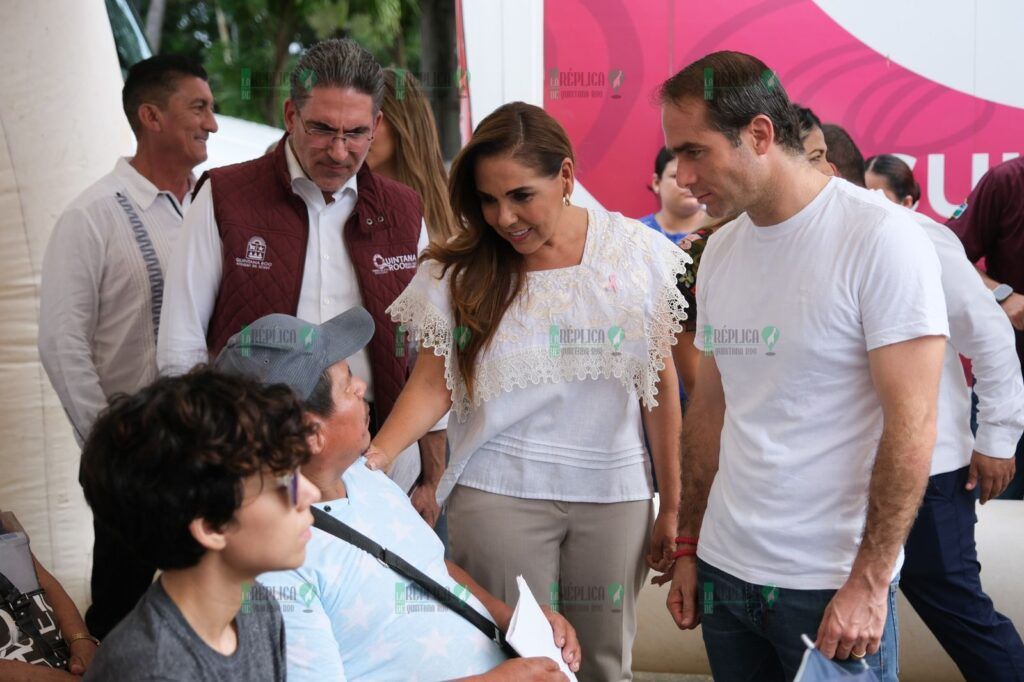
left=157, top=181, right=223, bottom=375
left=857, top=216, right=949, bottom=351
left=693, top=232, right=721, bottom=352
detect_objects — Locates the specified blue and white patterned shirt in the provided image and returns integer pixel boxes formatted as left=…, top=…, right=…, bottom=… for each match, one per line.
left=259, top=457, right=507, bottom=681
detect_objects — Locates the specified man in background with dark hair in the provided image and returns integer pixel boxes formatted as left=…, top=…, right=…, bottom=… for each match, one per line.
left=80, top=369, right=320, bottom=680
left=821, top=123, right=866, bottom=187
left=792, top=104, right=836, bottom=177
left=657, top=51, right=948, bottom=681
left=37, top=54, right=217, bottom=638
left=158, top=38, right=447, bottom=525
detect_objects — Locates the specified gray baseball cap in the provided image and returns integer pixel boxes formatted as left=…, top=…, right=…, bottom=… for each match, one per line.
left=214, top=307, right=375, bottom=400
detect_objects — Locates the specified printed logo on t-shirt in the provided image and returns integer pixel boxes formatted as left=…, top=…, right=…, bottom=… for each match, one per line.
left=372, top=252, right=417, bottom=275
left=701, top=324, right=780, bottom=357
left=236, top=236, right=273, bottom=271
left=950, top=201, right=968, bottom=220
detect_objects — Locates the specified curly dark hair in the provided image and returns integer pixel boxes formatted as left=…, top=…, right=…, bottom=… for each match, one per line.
left=80, top=367, right=313, bottom=570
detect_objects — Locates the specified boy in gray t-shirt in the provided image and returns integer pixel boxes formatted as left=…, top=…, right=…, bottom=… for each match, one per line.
left=79, top=368, right=320, bottom=681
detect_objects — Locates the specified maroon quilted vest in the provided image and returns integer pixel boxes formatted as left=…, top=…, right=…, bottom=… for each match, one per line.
left=201, top=135, right=422, bottom=423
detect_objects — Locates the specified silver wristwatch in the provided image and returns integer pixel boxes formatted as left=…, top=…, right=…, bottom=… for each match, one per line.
left=993, top=283, right=1014, bottom=304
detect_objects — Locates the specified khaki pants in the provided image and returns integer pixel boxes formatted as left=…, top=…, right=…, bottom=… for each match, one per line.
left=447, top=484, right=653, bottom=682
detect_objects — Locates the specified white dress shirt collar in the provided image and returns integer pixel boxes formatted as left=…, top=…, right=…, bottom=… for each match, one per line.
left=284, top=139, right=359, bottom=206
left=114, top=157, right=196, bottom=212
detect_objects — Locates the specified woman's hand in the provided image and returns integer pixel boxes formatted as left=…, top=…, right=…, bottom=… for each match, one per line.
left=363, top=443, right=395, bottom=473
left=541, top=606, right=581, bottom=675
left=646, top=509, right=678, bottom=573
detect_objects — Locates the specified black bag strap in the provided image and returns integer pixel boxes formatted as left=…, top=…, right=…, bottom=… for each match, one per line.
left=311, top=507, right=516, bottom=658
left=0, top=569, right=67, bottom=666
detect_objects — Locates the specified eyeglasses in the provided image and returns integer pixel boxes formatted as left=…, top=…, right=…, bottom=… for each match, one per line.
left=275, top=469, right=301, bottom=507
left=295, top=110, right=373, bottom=151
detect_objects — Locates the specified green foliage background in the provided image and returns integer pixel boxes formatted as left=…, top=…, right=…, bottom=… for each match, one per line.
left=133, top=0, right=422, bottom=127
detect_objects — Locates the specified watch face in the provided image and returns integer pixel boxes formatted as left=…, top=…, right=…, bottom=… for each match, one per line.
left=994, top=284, right=1014, bottom=303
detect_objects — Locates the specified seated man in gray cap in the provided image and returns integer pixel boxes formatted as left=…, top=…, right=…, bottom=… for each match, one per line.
left=214, top=308, right=580, bottom=682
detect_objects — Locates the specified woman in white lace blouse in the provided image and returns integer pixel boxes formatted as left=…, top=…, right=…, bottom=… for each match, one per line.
left=366, top=102, right=689, bottom=681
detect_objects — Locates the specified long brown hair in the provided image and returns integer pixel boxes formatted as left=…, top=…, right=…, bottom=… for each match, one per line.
left=423, top=102, right=575, bottom=398
left=380, top=69, right=458, bottom=243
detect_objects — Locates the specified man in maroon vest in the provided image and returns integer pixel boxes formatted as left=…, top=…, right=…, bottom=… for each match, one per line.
left=158, top=38, right=448, bottom=525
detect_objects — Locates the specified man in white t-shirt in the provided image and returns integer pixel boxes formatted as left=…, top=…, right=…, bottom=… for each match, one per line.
left=656, top=51, right=949, bottom=682
left=214, top=308, right=579, bottom=681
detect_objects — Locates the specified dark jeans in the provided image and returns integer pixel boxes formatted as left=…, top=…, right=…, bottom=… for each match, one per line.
left=697, top=558, right=899, bottom=682
left=902, top=466, right=1024, bottom=680
left=84, top=517, right=155, bottom=639
left=971, top=389, right=1024, bottom=500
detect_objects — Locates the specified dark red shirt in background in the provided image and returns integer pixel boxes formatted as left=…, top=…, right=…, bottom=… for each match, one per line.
left=947, top=156, right=1024, bottom=366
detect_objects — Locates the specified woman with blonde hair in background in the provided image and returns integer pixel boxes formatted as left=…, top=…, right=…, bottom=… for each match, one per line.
left=365, top=101, right=690, bottom=681
left=366, top=68, right=458, bottom=243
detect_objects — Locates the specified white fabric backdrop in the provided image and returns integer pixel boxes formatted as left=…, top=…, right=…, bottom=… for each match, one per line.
left=0, top=0, right=134, bottom=610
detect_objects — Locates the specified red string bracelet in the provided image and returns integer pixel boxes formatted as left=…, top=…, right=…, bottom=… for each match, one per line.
left=672, top=547, right=698, bottom=559
left=675, top=536, right=699, bottom=546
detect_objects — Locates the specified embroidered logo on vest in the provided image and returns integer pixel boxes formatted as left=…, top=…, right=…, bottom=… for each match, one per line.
left=236, top=236, right=273, bottom=271
left=371, top=252, right=417, bottom=275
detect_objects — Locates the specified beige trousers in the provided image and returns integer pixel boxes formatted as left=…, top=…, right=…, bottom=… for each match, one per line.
left=447, top=484, right=653, bottom=682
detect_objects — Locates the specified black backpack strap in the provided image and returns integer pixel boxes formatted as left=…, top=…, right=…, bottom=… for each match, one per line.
left=311, top=507, right=516, bottom=657
left=0, top=569, right=66, bottom=666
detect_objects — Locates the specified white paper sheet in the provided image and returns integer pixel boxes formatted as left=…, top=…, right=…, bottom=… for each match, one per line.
left=505, top=575, right=578, bottom=681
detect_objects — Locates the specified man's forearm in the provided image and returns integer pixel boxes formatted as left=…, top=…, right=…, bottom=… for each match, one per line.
left=417, top=429, right=447, bottom=486
left=851, top=426, right=934, bottom=588
left=677, top=402, right=722, bottom=536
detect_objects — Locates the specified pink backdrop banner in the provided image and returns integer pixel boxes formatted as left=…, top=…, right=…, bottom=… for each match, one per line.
left=544, top=0, right=1024, bottom=222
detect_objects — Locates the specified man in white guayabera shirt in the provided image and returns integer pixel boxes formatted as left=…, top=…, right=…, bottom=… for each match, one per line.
left=656, top=51, right=949, bottom=682
left=37, top=56, right=217, bottom=640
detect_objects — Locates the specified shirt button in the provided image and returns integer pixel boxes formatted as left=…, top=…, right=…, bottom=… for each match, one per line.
left=323, top=297, right=330, bottom=304
left=322, top=254, right=329, bottom=261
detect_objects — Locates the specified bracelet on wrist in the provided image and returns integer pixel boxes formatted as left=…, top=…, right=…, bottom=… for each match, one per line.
left=672, top=547, right=698, bottom=559
left=675, top=535, right=699, bottom=546
left=66, top=632, right=100, bottom=647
